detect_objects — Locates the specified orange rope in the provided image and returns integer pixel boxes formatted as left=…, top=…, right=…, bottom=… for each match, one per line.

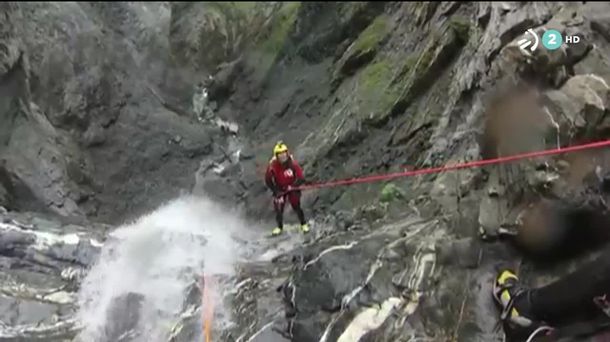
left=201, top=275, right=215, bottom=342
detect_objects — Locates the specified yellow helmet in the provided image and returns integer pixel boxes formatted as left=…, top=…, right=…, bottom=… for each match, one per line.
left=273, top=141, right=289, bottom=155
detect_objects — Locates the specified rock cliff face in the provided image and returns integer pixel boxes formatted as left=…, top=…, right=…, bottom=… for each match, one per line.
left=2, top=1, right=610, bottom=342
left=0, top=2, right=226, bottom=224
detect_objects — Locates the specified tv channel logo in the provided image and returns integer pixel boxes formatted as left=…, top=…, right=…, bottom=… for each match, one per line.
left=519, top=28, right=581, bottom=52
left=518, top=29, right=539, bottom=52
left=542, top=30, right=563, bottom=50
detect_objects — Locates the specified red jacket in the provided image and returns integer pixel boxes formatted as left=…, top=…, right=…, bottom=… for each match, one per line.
left=265, top=156, right=304, bottom=192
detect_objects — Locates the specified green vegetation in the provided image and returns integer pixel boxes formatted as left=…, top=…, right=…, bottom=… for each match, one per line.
left=353, top=39, right=438, bottom=124
left=332, top=15, right=389, bottom=83
left=246, top=2, right=300, bottom=80
left=350, top=15, right=389, bottom=55
left=341, top=12, right=466, bottom=127
left=376, top=37, right=439, bottom=116
left=380, top=183, right=405, bottom=203
left=259, top=2, right=300, bottom=55
left=356, top=58, right=403, bottom=120
left=360, top=59, right=393, bottom=92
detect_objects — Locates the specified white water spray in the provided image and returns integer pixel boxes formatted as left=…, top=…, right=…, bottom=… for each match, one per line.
left=75, top=196, right=252, bottom=342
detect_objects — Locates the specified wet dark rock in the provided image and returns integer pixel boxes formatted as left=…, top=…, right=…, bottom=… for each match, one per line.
left=0, top=209, right=104, bottom=340
left=0, top=229, right=36, bottom=248
left=208, top=57, right=244, bottom=105
left=291, top=3, right=386, bottom=64
left=544, top=74, right=610, bottom=141
left=181, top=136, right=214, bottom=159
left=353, top=203, right=387, bottom=224
left=82, top=124, right=106, bottom=147
left=48, top=238, right=101, bottom=266
left=0, top=294, right=68, bottom=326
left=169, top=3, right=264, bottom=74
left=0, top=184, right=8, bottom=208
left=437, top=237, right=482, bottom=268
left=238, top=146, right=255, bottom=161
left=103, top=292, right=144, bottom=342
left=0, top=217, right=102, bottom=267
left=592, top=20, right=610, bottom=43
left=330, top=210, right=355, bottom=231
left=0, top=2, right=236, bottom=225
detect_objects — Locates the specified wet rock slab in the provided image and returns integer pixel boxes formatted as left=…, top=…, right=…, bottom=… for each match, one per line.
left=0, top=210, right=104, bottom=341
left=0, top=294, right=69, bottom=326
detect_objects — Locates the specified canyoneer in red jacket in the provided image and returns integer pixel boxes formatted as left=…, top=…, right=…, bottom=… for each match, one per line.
left=265, top=141, right=309, bottom=236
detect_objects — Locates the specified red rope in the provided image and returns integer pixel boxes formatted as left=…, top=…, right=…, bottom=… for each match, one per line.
left=295, top=140, right=610, bottom=191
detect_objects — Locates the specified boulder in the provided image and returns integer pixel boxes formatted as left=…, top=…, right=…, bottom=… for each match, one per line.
left=544, top=74, right=610, bottom=141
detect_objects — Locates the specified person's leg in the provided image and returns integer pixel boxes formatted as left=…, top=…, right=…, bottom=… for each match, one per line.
left=288, top=191, right=306, bottom=225
left=274, top=196, right=286, bottom=230
left=528, top=247, right=610, bottom=325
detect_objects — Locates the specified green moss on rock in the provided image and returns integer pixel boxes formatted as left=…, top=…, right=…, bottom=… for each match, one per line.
left=332, top=14, right=390, bottom=81
left=351, top=15, right=389, bottom=55
left=387, top=20, right=465, bottom=119
left=357, top=32, right=444, bottom=125
left=356, top=58, right=403, bottom=121
left=351, top=41, right=443, bottom=126
left=360, top=59, right=393, bottom=91
left=380, top=183, right=405, bottom=203
left=259, top=2, right=300, bottom=55
left=245, top=2, right=300, bottom=81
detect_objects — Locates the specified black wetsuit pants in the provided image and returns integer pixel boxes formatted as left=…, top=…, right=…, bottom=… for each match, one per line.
left=273, top=191, right=306, bottom=229
left=529, top=247, right=610, bottom=326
